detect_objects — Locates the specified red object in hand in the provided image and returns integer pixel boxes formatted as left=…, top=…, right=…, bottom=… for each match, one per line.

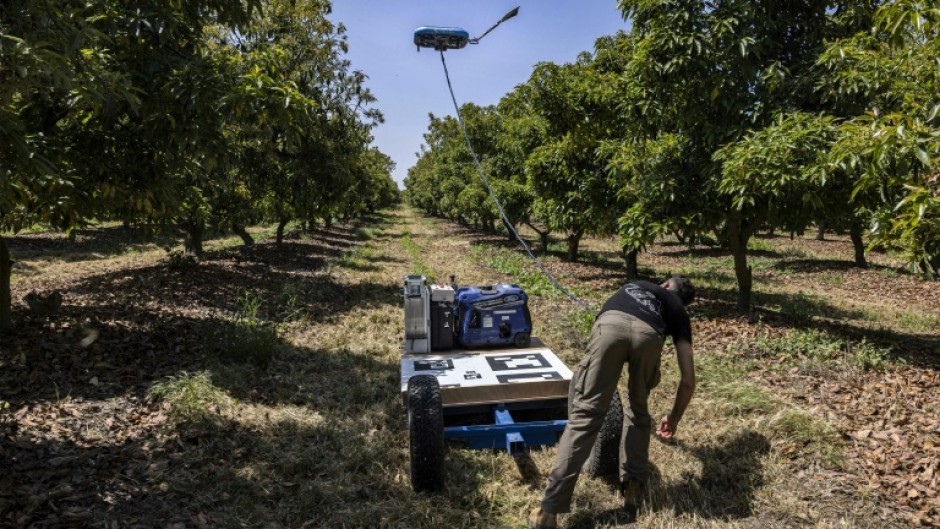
left=655, top=415, right=676, bottom=441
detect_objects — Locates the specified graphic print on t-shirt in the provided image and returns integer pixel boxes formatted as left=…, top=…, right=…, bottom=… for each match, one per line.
left=623, top=284, right=662, bottom=317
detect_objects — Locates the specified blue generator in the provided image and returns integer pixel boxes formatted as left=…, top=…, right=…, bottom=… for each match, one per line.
left=455, top=284, right=532, bottom=348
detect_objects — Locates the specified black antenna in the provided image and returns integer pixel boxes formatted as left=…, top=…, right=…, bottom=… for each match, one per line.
left=469, top=6, right=520, bottom=44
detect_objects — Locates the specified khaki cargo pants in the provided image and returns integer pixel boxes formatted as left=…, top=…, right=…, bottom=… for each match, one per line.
left=541, top=310, right=664, bottom=514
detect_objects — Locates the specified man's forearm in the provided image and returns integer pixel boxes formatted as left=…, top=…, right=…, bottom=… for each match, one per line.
left=669, top=380, right=694, bottom=424
left=670, top=339, right=695, bottom=425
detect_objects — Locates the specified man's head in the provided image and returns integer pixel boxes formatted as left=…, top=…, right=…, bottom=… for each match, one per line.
left=661, top=275, right=695, bottom=306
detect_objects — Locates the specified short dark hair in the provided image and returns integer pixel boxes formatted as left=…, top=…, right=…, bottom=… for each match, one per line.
left=672, top=275, right=695, bottom=306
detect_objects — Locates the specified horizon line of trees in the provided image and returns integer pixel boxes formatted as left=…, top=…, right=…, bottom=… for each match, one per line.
left=404, top=0, right=939, bottom=313
left=0, top=0, right=400, bottom=332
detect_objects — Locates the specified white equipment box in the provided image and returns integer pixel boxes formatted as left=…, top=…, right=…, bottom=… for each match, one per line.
left=401, top=337, right=573, bottom=407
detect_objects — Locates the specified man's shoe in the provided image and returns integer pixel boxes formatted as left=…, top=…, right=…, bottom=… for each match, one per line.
left=527, top=507, right=558, bottom=529
left=621, top=478, right=646, bottom=516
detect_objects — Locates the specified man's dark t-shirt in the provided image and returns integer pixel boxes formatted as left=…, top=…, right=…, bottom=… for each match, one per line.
left=600, top=280, right=692, bottom=344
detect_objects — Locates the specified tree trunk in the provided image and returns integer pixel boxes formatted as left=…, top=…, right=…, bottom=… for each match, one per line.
left=183, top=220, right=204, bottom=257
left=526, top=223, right=551, bottom=255
left=850, top=222, right=867, bottom=268
left=324, top=215, right=333, bottom=229
left=276, top=217, right=289, bottom=245
left=233, top=225, right=254, bottom=247
left=566, top=230, right=583, bottom=262
left=673, top=229, right=686, bottom=245
left=728, top=212, right=753, bottom=313
left=816, top=226, right=825, bottom=241
left=502, top=219, right=515, bottom=241
left=623, top=246, right=639, bottom=280
left=0, top=236, right=12, bottom=333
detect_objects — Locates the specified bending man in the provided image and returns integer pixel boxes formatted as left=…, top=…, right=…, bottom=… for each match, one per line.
left=528, top=276, right=696, bottom=528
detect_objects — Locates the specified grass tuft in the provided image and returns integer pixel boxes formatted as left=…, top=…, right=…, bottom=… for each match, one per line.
left=566, top=309, right=596, bottom=338
left=747, top=238, right=775, bottom=253
left=148, top=371, right=232, bottom=426
left=742, top=329, right=893, bottom=372
left=700, top=350, right=758, bottom=386
left=208, top=320, right=279, bottom=366
left=713, top=383, right=781, bottom=416
left=204, top=290, right=279, bottom=366
left=897, top=310, right=940, bottom=333
left=355, top=226, right=379, bottom=241
left=469, top=244, right=560, bottom=297
left=401, top=228, right=435, bottom=279
left=767, top=409, right=844, bottom=468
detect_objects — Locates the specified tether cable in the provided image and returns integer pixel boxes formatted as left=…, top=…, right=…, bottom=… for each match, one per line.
left=439, top=50, right=597, bottom=316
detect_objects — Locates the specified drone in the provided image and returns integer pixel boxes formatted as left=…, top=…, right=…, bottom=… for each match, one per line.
left=413, top=7, right=519, bottom=52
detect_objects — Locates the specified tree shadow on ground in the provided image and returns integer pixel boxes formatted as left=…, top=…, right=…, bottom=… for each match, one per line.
left=2, top=331, right=438, bottom=527
left=365, top=252, right=406, bottom=265
left=683, top=281, right=871, bottom=322
left=655, top=432, right=771, bottom=519
left=565, top=432, right=771, bottom=528
left=452, top=228, right=635, bottom=277
left=304, top=225, right=360, bottom=244
left=685, top=282, right=939, bottom=368
left=0, top=334, right=523, bottom=528
left=1, top=234, right=399, bottom=406
left=774, top=259, right=897, bottom=274
left=657, top=247, right=784, bottom=259
left=4, top=226, right=179, bottom=262
left=0, top=214, right=479, bottom=527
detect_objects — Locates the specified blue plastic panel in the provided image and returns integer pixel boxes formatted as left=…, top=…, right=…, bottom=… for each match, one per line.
left=444, top=420, right=568, bottom=449
left=441, top=402, right=566, bottom=454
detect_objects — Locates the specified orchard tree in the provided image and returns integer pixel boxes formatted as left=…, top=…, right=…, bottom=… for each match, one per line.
left=0, top=0, right=257, bottom=332
left=494, top=91, right=551, bottom=249
left=819, top=1, right=940, bottom=275
left=212, top=0, right=381, bottom=247
left=521, top=59, right=619, bottom=262
left=0, top=0, right=387, bottom=331
left=616, top=0, right=870, bottom=311
left=715, top=112, right=841, bottom=255
left=405, top=107, right=500, bottom=231
left=340, top=147, right=398, bottom=218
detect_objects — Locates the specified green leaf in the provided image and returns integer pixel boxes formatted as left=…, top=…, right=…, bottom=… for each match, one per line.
left=928, top=103, right=940, bottom=122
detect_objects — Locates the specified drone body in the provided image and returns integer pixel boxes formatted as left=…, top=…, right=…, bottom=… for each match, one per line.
left=414, top=27, right=470, bottom=51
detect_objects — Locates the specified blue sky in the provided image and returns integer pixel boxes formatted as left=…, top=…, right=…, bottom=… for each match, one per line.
left=328, top=1, right=628, bottom=187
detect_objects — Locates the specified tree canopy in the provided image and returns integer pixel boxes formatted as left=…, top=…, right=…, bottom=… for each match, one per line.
left=0, top=0, right=399, bottom=332
left=405, top=0, right=938, bottom=312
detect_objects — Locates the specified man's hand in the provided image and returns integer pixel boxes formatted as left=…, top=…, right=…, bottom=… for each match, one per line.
left=655, top=414, right=677, bottom=441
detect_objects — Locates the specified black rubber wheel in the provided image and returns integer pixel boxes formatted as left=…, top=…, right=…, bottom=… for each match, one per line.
left=407, top=374, right=445, bottom=492
left=513, top=332, right=531, bottom=348
left=568, top=370, right=624, bottom=478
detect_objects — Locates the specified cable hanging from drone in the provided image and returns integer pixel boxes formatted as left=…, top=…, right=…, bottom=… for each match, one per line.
left=413, top=8, right=597, bottom=316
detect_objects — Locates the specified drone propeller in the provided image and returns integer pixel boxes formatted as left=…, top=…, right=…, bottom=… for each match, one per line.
left=469, top=6, right=520, bottom=44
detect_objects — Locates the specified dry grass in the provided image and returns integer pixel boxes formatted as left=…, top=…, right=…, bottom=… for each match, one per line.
left=4, top=208, right=924, bottom=528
